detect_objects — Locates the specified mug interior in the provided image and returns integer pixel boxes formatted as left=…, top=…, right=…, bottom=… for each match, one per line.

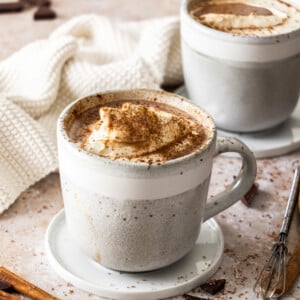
left=184, top=0, right=300, bottom=42
left=181, top=0, right=300, bottom=63
left=58, top=89, right=216, bottom=166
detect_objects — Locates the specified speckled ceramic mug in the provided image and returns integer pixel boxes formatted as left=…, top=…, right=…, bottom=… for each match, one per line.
left=57, top=89, right=257, bottom=272
left=181, top=0, right=300, bottom=132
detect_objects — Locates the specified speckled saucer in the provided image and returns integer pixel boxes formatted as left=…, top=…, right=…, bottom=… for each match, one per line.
left=176, top=86, right=300, bottom=158
left=45, top=209, right=224, bottom=300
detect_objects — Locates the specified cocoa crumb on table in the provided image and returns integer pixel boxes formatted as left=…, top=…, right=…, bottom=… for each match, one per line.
left=241, top=183, right=259, bottom=207
left=200, top=279, right=226, bottom=295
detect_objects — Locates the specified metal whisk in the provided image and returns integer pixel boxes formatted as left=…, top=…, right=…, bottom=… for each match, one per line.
left=254, top=165, right=300, bottom=299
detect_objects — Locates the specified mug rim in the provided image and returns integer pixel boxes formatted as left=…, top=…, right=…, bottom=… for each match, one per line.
left=181, top=0, right=300, bottom=44
left=57, top=89, right=217, bottom=169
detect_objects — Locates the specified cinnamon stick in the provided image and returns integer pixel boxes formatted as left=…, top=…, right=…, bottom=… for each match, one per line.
left=0, top=289, right=21, bottom=300
left=0, top=267, right=58, bottom=300
left=276, top=241, right=300, bottom=294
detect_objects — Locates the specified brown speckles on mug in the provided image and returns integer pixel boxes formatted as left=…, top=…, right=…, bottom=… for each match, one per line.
left=94, top=252, right=101, bottom=262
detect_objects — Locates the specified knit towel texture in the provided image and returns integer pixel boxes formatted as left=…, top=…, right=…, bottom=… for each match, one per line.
left=0, top=15, right=182, bottom=214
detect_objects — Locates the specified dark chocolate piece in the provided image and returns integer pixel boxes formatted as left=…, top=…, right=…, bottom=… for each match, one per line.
left=21, top=0, right=51, bottom=6
left=33, top=5, right=56, bottom=20
left=0, top=1, right=24, bottom=13
left=0, top=279, right=14, bottom=292
left=37, top=0, right=51, bottom=6
left=200, top=279, right=226, bottom=295
left=183, top=294, right=209, bottom=300
left=241, top=183, right=259, bottom=207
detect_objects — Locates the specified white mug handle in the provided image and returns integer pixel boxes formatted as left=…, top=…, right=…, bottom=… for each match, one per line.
left=203, top=137, right=257, bottom=221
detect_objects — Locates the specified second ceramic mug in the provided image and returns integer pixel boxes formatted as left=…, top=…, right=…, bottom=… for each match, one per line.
left=57, top=89, right=257, bottom=272
left=181, top=0, right=300, bottom=132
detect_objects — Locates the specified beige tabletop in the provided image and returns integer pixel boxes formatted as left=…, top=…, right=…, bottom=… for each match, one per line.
left=1, top=1, right=300, bottom=299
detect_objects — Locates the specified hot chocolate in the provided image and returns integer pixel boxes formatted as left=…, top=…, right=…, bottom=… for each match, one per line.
left=68, top=100, right=206, bottom=163
left=189, top=0, right=300, bottom=36
left=57, top=89, right=256, bottom=272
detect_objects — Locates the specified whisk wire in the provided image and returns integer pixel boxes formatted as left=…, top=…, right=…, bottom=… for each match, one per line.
left=254, top=234, right=287, bottom=299
left=253, top=165, right=300, bottom=299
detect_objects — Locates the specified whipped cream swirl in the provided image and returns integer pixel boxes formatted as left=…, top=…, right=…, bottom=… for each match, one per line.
left=189, top=0, right=300, bottom=36
left=81, top=102, right=201, bottom=161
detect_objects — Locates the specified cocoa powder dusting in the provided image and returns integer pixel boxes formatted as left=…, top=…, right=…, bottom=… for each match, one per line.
left=67, top=100, right=207, bottom=163
left=192, top=3, right=273, bottom=17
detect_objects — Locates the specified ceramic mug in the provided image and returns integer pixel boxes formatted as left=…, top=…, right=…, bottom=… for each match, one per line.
left=180, top=0, right=300, bottom=132
left=57, top=89, right=257, bottom=272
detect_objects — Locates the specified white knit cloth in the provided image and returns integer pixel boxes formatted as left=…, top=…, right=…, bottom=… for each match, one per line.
left=0, top=15, right=182, bottom=213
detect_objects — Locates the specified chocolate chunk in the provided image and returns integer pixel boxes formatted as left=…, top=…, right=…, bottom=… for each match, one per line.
left=0, top=279, right=14, bottom=292
left=0, top=1, right=24, bottom=13
left=33, top=5, right=56, bottom=20
left=183, top=294, right=210, bottom=300
left=200, top=279, right=226, bottom=295
left=37, top=0, right=51, bottom=6
left=241, top=183, right=258, bottom=207
left=21, top=0, right=51, bottom=6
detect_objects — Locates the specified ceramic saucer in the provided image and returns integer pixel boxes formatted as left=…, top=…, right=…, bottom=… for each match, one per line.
left=176, top=86, right=300, bottom=158
left=45, top=209, right=224, bottom=300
